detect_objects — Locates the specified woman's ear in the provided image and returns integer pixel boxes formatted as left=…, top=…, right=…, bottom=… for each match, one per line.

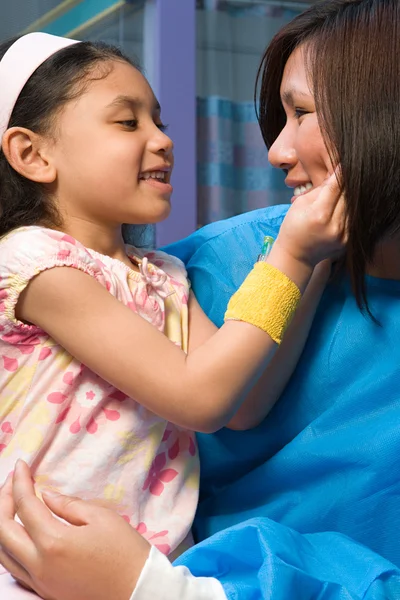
left=1, top=127, right=56, bottom=183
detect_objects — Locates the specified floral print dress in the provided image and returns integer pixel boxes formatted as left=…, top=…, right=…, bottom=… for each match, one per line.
left=0, top=226, right=199, bottom=556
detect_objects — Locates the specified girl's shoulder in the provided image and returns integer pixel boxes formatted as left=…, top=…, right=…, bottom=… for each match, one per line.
left=0, top=227, right=105, bottom=335
left=1, top=225, right=83, bottom=259
left=0, top=226, right=103, bottom=275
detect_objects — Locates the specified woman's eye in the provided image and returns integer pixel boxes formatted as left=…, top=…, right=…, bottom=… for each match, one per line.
left=294, top=109, right=308, bottom=119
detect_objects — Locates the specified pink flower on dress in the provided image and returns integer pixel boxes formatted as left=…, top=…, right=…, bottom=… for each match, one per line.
left=142, top=452, right=178, bottom=496
left=50, top=380, right=121, bottom=435
left=60, top=234, right=77, bottom=245
left=2, top=356, right=18, bottom=372
left=163, top=426, right=196, bottom=460
left=1, top=331, right=42, bottom=355
left=108, top=389, right=128, bottom=402
left=0, top=420, right=14, bottom=453
left=39, top=347, right=52, bottom=361
left=153, top=259, right=165, bottom=268
left=0, top=289, right=8, bottom=313
left=135, top=522, right=171, bottom=555
left=57, top=249, right=71, bottom=261
left=135, top=287, right=164, bottom=329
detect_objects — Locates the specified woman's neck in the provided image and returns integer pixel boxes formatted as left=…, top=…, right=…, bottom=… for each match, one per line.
left=367, top=239, right=400, bottom=280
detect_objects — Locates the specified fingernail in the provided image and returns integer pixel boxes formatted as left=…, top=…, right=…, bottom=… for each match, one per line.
left=15, top=459, right=26, bottom=471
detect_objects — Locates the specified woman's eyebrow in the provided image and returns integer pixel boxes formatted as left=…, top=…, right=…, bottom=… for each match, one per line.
left=281, top=89, right=311, bottom=107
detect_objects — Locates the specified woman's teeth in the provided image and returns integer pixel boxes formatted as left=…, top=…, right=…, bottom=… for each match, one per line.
left=294, top=182, right=313, bottom=196
left=140, top=171, right=166, bottom=181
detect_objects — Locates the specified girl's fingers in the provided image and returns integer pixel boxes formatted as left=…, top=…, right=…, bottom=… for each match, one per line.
left=312, top=172, right=341, bottom=217
left=331, top=194, right=348, bottom=243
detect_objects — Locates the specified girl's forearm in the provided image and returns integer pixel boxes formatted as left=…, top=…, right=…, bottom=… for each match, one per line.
left=226, top=261, right=331, bottom=430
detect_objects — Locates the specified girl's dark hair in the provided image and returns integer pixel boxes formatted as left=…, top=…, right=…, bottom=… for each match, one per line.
left=0, top=37, right=150, bottom=246
left=256, top=0, right=400, bottom=315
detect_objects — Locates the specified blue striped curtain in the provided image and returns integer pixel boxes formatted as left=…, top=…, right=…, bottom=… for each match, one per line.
left=197, top=2, right=300, bottom=225
left=197, top=97, right=291, bottom=224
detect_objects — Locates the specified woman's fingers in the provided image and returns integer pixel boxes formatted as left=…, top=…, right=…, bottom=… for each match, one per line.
left=0, top=518, right=35, bottom=566
left=12, top=461, right=63, bottom=541
left=0, top=476, right=36, bottom=592
left=0, top=467, right=38, bottom=568
left=42, top=491, right=105, bottom=527
left=0, top=472, right=16, bottom=519
left=0, top=547, right=33, bottom=591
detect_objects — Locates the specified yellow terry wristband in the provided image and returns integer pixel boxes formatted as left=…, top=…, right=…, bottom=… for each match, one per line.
left=224, top=262, right=301, bottom=344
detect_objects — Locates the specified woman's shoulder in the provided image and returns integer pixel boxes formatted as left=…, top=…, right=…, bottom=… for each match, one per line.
left=162, top=205, right=290, bottom=266
left=199, top=205, right=289, bottom=240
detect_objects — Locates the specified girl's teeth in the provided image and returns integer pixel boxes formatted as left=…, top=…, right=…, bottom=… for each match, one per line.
left=141, top=171, right=166, bottom=181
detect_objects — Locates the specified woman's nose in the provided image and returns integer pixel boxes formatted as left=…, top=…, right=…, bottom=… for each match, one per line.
left=268, top=128, right=297, bottom=171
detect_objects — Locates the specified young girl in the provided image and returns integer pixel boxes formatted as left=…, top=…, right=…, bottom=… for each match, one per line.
left=0, top=30, right=344, bottom=573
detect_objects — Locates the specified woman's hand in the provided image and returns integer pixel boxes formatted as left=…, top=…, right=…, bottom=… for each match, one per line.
left=0, top=460, right=150, bottom=600
left=275, top=170, right=347, bottom=270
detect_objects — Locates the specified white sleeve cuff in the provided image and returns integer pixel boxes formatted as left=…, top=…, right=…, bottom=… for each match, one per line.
left=130, top=546, right=227, bottom=600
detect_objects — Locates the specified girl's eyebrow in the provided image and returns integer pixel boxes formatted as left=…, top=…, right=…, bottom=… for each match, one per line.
left=281, top=89, right=311, bottom=107
left=106, top=94, right=161, bottom=112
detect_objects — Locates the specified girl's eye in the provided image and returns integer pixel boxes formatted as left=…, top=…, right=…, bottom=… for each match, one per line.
left=118, top=119, right=138, bottom=129
left=157, top=123, right=169, bottom=133
left=294, top=109, right=309, bottom=120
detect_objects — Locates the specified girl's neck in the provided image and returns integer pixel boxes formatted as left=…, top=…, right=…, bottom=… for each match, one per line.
left=55, top=217, right=132, bottom=265
left=367, top=239, right=400, bottom=280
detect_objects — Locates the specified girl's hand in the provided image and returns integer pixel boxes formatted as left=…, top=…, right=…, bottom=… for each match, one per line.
left=276, top=170, right=347, bottom=269
left=0, top=460, right=150, bottom=600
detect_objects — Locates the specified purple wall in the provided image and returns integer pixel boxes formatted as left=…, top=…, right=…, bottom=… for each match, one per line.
left=144, top=0, right=197, bottom=246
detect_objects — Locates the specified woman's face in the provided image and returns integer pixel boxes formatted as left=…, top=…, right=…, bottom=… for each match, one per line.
left=268, top=45, right=333, bottom=202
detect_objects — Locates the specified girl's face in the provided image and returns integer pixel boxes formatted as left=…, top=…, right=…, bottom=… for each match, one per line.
left=268, top=45, right=333, bottom=201
left=50, top=60, right=174, bottom=228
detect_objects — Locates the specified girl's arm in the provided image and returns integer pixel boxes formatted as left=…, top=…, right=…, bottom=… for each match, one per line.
left=17, top=249, right=306, bottom=434
left=17, top=177, right=345, bottom=434
left=227, top=260, right=330, bottom=429
left=186, top=261, right=330, bottom=430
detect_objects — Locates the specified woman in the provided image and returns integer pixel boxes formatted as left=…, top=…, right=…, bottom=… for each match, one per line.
left=1, top=0, right=400, bottom=598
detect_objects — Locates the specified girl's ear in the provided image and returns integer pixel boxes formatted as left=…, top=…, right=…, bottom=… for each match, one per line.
left=1, top=127, right=57, bottom=184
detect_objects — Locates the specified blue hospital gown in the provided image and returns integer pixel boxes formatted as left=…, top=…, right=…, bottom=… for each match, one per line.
left=163, top=205, right=400, bottom=599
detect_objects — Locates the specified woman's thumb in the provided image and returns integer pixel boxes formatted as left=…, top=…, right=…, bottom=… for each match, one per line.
left=42, top=490, right=91, bottom=526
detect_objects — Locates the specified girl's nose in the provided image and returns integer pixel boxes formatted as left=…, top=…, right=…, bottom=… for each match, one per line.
left=268, top=127, right=297, bottom=171
left=150, top=126, right=174, bottom=156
